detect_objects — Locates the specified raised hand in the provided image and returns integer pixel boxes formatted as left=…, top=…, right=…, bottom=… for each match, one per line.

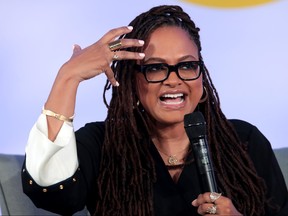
left=60, top=26, right=145, bottom=86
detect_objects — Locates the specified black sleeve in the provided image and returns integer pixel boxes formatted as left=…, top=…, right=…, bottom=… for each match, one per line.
left=22, top=164, right=86, bottom=215
left=21, top=122, right=105, bottom=215
left=231, top=120, right=288, bottom=215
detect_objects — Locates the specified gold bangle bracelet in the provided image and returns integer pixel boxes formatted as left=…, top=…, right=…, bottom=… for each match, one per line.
left=42, top=109, right=74, bottom=122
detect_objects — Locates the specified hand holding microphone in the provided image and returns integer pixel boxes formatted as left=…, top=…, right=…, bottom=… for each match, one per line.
left=185, top=111, right=243, bottom=215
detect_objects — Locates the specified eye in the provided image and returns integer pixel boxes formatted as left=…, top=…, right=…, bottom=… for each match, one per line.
left=179, top=62, right=199, bottom=70
left=145, top=64, right=166, bottom=73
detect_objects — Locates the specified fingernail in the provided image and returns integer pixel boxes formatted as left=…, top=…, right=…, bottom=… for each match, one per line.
left=138, top=40, right=144, bottom=45
left=115, top=81, right=120, bottom=87
left=127, top=26, right=133, bottom=30
left=191, top=199, right=197, bottom=206
left=139, top=53, right=145, bottom=58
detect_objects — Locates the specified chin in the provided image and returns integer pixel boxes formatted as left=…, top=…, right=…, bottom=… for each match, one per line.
left=155, top=113, right=186, bottom=125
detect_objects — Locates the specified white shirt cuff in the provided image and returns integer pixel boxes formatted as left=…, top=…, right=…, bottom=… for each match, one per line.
left=25, top=114, right=79, bottom=186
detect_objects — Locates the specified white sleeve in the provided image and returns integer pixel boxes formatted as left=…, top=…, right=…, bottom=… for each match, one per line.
left=25, top=114, right=79, bottom=186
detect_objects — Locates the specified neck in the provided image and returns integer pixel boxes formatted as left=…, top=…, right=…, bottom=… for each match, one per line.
left=152, top=122, right=189, bottom=156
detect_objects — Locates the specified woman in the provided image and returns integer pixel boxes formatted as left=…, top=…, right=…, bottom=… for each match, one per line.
left=22, top=5, right=287, bottom=216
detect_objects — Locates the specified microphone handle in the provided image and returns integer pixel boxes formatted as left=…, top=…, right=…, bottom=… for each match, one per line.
left=191, top=137, right=218, bottom=192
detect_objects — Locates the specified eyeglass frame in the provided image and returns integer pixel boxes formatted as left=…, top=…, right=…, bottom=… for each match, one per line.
left=135, top=60, right=204, bottom=83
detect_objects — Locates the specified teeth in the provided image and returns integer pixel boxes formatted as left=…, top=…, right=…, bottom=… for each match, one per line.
left=161, top=93, right=183, bottom=98
left=162, top=98, right=184, bottom=105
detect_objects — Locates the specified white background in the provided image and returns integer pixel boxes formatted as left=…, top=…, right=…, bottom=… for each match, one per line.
left=0, top=0, right=287, bottom=154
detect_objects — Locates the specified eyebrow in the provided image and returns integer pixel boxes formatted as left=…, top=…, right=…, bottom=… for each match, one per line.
left=143, top=55, right=198, bottom=64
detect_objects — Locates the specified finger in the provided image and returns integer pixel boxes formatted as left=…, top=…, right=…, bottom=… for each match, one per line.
left=198, top=203, right=217, bottom=215
left=192, top=192, right=221, bottom=206
left=100, top=26, right=134, bottom=44
left=209, top=192, right=222, bottom=204
left=111, top=51, right=145, bottom=61
left=104, top=67, right=119, bottom=87
left=192, top=194, right=205, bottom=207
left=199, top=192, right=222, bottom=204
left=108, top=38, right=144, bottom=54
left=113, top=38, right=145, bottom=49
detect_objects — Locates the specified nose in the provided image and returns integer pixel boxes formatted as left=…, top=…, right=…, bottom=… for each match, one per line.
left=163, top=70, right=182, bottom=86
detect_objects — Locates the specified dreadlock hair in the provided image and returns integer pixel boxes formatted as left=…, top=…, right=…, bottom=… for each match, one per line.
left=94, top=5, right=268, bottom=216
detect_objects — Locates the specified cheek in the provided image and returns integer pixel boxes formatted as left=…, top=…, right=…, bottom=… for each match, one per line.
left=189, top=78, right=203, bottom=102
left=135, top=75, right=159, bottom=109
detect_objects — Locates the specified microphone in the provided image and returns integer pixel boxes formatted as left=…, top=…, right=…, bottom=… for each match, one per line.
left=184, top=111, right=218, bottom=192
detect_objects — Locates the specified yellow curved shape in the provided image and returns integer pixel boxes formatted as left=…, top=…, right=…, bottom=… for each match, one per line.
left=181, top=0, right=276, bottom=8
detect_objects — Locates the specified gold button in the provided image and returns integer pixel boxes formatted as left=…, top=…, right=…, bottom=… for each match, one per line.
left=59, top=185, right=64, bottom=190
left=43, top=188, right=47, bottom=192
left=29, top=180, right=33, bottom=185
left=73, top=178, right=76, bottom=182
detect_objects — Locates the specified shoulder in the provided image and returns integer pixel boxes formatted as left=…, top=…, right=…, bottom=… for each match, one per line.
left=75, top=121, right=105, bottom=144
left=228, top=119, right=274, bottom=163
left=228, top=119, right=254, bottom=135
left=76, top=121, right=105, bottom=135
left=228, top=119, right=266, bottom=145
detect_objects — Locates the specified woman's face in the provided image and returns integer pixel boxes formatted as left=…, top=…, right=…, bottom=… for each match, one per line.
left=136, top=26, right=203, bottom=126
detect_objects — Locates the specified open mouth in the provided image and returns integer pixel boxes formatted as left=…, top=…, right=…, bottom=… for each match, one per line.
left=159, top=93, right=185, bottom=105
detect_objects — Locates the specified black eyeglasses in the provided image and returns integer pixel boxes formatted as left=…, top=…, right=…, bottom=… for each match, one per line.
left=135, top=61, right=203, bottom=83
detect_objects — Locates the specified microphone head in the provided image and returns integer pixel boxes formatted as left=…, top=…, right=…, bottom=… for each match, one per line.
left=184, top=111, right=206, bottom=139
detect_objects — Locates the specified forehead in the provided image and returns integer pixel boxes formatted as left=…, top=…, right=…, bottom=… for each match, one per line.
left=144, top=26, right=199, bottom=61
